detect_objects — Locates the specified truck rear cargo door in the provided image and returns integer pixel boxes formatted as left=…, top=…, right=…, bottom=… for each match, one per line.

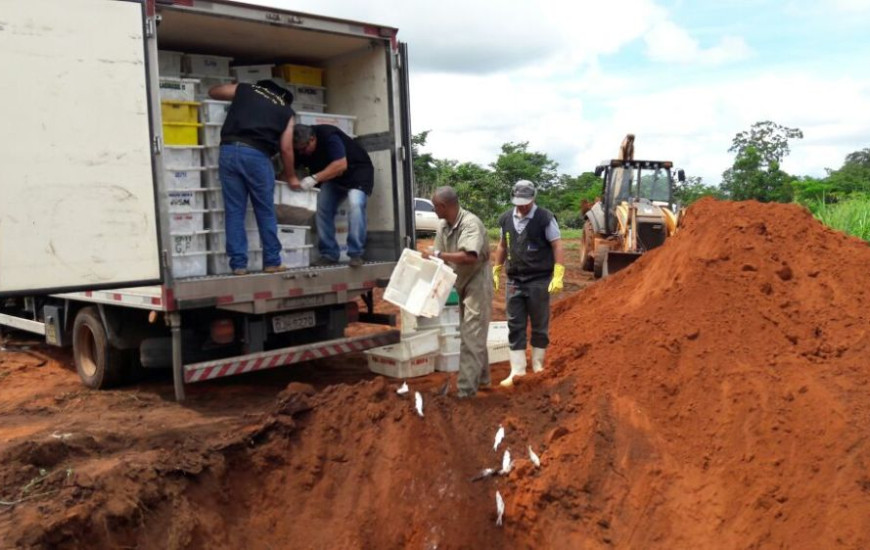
left=0, top=0, right=161, bottom=296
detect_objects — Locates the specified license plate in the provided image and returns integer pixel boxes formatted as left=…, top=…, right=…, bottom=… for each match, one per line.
left=272, top=311, right=316, bottom=333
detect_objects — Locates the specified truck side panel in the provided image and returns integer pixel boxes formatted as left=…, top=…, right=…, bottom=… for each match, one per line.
left=0, top=0, right=161, bottom=296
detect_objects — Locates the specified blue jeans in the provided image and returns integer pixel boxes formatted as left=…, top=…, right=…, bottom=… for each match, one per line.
left=218, top=143, right=282, bottom=270
left=317, top=182, right=367, bottom=261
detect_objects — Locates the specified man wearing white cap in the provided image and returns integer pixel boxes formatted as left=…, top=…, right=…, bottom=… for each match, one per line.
left=492, top=180, right=565, bottom=387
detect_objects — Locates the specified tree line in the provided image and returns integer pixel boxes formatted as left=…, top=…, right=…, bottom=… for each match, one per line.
left=412, top=122, right=870, bottom=239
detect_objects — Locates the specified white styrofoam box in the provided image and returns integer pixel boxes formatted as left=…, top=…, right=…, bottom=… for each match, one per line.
left=167, top=189, right=207, bottom=212
left=204, top=167, right=220, bottom=188
left=164, top=146, right=203, bottom=169
left=384, top=249, right=457, bottom=318
left=274, top=181, right=318, bottom=212
left=171, top=252, right=208, bottom=279
left=168, top=211, right=206, bottom=233
left=208, top=250, right=263, bottom=275
left=487, top=321, right=510, bottom=364
left=294, top=102, right=325, bottom=113
left=366, top=350, right=436, bottom=379
left=231, top=64, right=274, bottom=83
left=439, top=332, right=461, bottom=354
left=201, top=123, right=222, bottom=146
left=184, top=53, right=233, bottom=77
left=277, top=225, right=309, bottom=248
left=290, top=84, right=326, bottom=104
left=159, top=77, right=199, bottom=101
left=164, top=167, right=205, bottom=190
left=200, top=100, right=231, bottom=124
left=207, top=209, right=258, bottom=231
left=203, top=146, right=220, bottom=167
left=169, top=231, right=209, bottom=255
left=158, top=50, right=183, bottom=77
left=283, top=245, right=312, bottom=268
left=295, top=112, right=356, bottom=137
left=193, top=76, right=234, bottom=100
left=208, top=229, right=260, bottom=253
left=436, top=352, right=460, bottom=373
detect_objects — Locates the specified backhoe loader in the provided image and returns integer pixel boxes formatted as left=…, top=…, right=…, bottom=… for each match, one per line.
left=580, top=134, right=685, bottom=278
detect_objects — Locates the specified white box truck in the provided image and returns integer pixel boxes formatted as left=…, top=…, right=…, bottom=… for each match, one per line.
left=0, top=0, right=417, bottom=400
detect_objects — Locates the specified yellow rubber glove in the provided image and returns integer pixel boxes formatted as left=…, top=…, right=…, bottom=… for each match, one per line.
left=548, top=263, right=565, bottom=294
left=493, top=264, right=503, bottom=291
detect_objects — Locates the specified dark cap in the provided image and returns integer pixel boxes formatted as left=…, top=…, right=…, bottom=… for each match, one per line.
left=511, top=180, right=537, bottom=206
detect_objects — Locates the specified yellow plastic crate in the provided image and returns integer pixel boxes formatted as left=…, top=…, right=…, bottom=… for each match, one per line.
left=163, top=122, right=202, bottom=145
left=276, top=64, right=324, bottom=86
left=161, top=101, right=201, bottom=123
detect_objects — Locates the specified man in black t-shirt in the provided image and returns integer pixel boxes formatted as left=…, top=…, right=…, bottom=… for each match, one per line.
left=292, top=124, right=374, bottom=268
left=208, top=80, right=296, bottom=275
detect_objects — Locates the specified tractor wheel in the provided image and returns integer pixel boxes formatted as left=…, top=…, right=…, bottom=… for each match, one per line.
left=72, top=307, right=126, bottom=389
left=580, top=221, right=595, bottom=272
left=593, top=248, right=608, bottom=279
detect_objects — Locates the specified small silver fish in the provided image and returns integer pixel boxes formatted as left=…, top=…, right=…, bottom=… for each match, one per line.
left=499, top=449, right=513, bottom=475
left=396, top=381, right=409, bottom=395
left=496, top=491, right=505, bottom=526
left=528, top=445, right=541, bottom=468
left=493, top=425, right=505, bottom=452
left=415, top=391, right=424, bottom=417
left=471, top=468, right=497, bottom=482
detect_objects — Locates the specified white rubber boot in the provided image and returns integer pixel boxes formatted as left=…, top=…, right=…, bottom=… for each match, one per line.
left=532, top=347, right=546, bottom=373
left=500, top=350, right=528, bottom=388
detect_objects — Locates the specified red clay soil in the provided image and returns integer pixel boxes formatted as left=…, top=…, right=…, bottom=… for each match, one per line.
left=2, top=199, right=869, bottom=549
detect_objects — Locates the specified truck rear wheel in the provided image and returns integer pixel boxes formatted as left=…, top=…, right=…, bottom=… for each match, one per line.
left=580, top=221, right=595, bottom=272
left=73, top=307, right=125, bottom=389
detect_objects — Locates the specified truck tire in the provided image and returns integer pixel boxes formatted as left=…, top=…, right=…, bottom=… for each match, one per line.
left=72, top=307, right=125, bottom=389
left=593, top=248, right=608, bottom=280
left=580, top=221, right=595, bottom=272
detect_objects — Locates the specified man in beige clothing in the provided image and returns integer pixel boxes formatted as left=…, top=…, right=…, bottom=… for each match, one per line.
left=423, top=187, right=492, bottom=398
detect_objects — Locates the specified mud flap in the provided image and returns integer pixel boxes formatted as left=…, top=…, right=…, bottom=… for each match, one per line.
left=603, top=251, right=642, bottom=277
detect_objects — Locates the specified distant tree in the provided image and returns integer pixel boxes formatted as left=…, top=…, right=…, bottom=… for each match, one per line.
left=673, top=175, right=723, bottom=206
left=411, top=131, right=438, bottom=198
left=826, top=147, right=870, bottom=198
left=722, top=121, right=803, bottom=202
left=490, top=142, right=560, bottom=191
left=728, top=120, right=804, bottom=167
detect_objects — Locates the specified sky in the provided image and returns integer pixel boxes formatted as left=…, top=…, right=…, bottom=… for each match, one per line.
left=247, top=0, right=870, bottom=185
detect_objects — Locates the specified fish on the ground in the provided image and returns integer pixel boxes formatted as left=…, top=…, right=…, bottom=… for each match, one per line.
left=414, top=391, right=424, bottom=417
left=528, top=445, right=541, bottom=468
left=396, top=381, right=409, bottom=395
left=496, top=491, right=505, bottom=526
left=499, top=449, right=513, bottom=475
left=471, top=468, right=497, bottom=481
left=494, top=425, right=505, bottom=452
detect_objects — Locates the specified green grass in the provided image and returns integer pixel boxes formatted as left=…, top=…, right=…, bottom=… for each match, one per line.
left=486, top=227, right=582, bottom=241
left=812, top=199, right=870, bottom=242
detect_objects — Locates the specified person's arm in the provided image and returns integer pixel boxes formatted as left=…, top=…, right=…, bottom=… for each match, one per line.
left=551, top=238, right=564, bottom=265
left=280, top=116, right=301, bottom=189
left=434, top=249, right=478, bottom=265
left=208, top=83, right=238, bottom=101
left=492, top=232, right=506, bottom=291
left=311, top=157, right=348, bottom=183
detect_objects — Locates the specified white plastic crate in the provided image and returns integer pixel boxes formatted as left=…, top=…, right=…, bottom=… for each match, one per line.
left=184, top=53, right=233, bottom=77
left=208, top=250, right=263, bottom=275
left=417, top=305, right=461, bottom=329
left=167, top=189, right=207, bottom=212
left=207, top=229, right=260, bottom=253
left=290, top=84, right=325, bottom=104
left=169, top=231, right=209, bottom=255
left=200, top=100, right=231, bottom=124
left=203, top=146, right=220, bottom=167
left=164, top=167, right=205, bottom=190
left=487, top=321, right=510, bottom=364
left=205, top=187, right=223, bottom=210
left=274, top=181, right=318, bottom=212
left=276, top=225, right=309, bottom=248
left=168, top=211, right=205, bottom=233
left=439, top=332, right=461, bottom=354
left=295, top=112, right=356, bottom=137
left=207, top=209, right=258, bottom=230
left=201, top=123, right=222, bottom=146
left=366, top=350, right=436, bottom=379
left=384, top=249, right=457, bottom=318
left=159, top=77, right=199, bottom=102
left=294, top=102, right=325, bottom=113
left=436, top=352, right=460, bottom=373
left=193, top=76, right=234, bottom=100
left=283, top=245, right=312, bottom=268
left=204, top=167, right=220, bottom=188
left=231, top=64, right=274, bottom=83
left=164, top=146, right=203, bottom=168
left=158, top=50, right=183, bottom=77
left=171, top=252, right=208, bottom=279
left=397, top=329, right=440, bottom=359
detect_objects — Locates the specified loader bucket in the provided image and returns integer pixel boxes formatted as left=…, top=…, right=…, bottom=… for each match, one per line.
left=603, top=251, right=642, bottom=277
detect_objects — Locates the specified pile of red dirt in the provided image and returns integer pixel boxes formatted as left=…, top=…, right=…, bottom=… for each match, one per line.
left=3, top=199, right=869, bottom=549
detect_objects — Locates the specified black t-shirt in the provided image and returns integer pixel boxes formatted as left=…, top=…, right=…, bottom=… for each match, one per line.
left=220, top=83, right=295, bottom=156
left=295, top=125, right=375, bottom=195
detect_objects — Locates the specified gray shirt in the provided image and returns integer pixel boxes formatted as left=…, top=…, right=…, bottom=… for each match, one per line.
left=434, top=208, right=490, bottom=293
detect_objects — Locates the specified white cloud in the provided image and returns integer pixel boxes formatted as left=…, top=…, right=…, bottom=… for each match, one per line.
left=644, top=21, right=751, bottom=65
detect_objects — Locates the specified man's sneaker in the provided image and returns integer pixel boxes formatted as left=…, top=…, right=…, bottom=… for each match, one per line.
left=348, top=256, right=364, bottom=268
left=263, top=265, right=288, bottom=274
left=312, top=257, right=339, bottom=267
left=232, top=268, right=248, bottom=276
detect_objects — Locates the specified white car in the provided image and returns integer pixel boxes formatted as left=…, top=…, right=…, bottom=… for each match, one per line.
left=414, top=198, right=440, bottom=234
